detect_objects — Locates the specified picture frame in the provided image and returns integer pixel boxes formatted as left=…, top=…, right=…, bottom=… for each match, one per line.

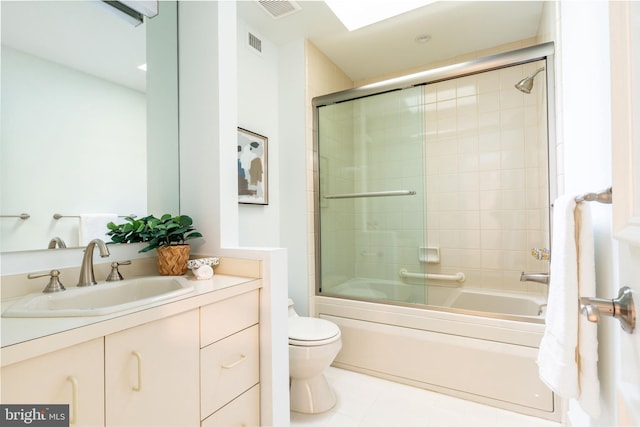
left=237, top=127, right=269, bottom=205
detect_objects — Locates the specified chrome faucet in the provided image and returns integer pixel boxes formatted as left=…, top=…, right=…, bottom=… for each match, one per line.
left=78, top=238, right=110, bottom=287
left=520, top=272, right=549, bottom=285
left=48, top=236, right=67, bottom=249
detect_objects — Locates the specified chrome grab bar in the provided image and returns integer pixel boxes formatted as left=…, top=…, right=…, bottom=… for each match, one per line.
left=324, top=190, right=416, bottom=199
left=399, top=268, right=465, bottom=283
left=580, top=286, right=636, bottom=334
left=575, top=187, right=612, bottom=204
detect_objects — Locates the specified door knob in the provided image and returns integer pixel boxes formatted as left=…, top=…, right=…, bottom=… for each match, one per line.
left=580, top=286, right=636, bottom=333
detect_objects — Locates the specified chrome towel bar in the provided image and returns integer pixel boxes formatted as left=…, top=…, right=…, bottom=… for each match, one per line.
left=575, top=187, right=612, bottom=204
left=399, top=268, right=466, bottom=283
left=0, top=213, right=30, bottom=220
left=324, top=190, right=416, bottom=199
left=53, top=213, right=136, bottom=220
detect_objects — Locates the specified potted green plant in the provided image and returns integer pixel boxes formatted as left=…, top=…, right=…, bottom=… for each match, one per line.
left=107, top=214, right=203, bottom=276
left=140, top=214, right=202, bottom=275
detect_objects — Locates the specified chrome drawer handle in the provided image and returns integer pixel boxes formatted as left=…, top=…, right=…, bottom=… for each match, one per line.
left=221, top=354, right=247, bottom=369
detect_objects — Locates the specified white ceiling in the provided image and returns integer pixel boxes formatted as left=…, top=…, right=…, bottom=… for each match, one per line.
left=1, top=1, right=543, bottom=91
left=237, top=1, right=544, bottom=82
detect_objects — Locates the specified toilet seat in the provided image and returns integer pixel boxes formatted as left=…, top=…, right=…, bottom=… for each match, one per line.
left=289, top=317, right=341, bottom=347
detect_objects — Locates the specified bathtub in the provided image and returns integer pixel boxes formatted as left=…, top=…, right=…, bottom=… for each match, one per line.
left=443, top=288, right=546, bottom=318
left=324, top=278, right=547, bottom=320
left=316, top=280, right=558, bottom=421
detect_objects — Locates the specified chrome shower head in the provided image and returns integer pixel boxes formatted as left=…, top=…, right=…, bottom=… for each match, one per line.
left=515, top=67, right=545, bottom=94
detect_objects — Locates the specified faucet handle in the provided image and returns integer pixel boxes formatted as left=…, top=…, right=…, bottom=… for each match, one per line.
left=106, top=261, right=132, bottom=282
left=28, top=269, right=66, bottom=293
left=530, top=248, right=550, bottom=261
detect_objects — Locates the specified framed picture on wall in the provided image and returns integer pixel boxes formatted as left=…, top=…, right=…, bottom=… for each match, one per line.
left=237, top=127, right=269, bottom=205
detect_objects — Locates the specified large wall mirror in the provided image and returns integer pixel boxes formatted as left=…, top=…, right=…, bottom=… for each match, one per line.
left=0, top=1, right=179, bottom=253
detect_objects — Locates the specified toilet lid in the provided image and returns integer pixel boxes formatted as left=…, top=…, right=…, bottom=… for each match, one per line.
left=289, top=317, right=340, bottom=342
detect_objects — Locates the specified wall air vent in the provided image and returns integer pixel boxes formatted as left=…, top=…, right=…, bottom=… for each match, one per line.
left=248, top=32, right=263, bottom=54
left=256, top=0, right=301, bottom=19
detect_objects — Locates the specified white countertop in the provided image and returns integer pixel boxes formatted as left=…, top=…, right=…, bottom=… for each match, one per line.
left=1, top=273, right=261, bottom=366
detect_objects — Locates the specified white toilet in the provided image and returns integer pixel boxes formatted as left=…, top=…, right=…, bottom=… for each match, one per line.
left=288, top=298, right=342, bottom=414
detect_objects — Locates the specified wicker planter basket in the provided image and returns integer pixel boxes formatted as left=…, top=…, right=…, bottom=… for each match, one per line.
left=157, top=245, right=190, bottom=275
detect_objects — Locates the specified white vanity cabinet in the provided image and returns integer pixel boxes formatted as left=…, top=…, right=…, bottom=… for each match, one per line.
left=1, top=276, right=266, bottom=427
left=105, top=310, right=200, bottom=427
left=200, top=289, right=260, bottom=426
left=1, top=338, right=105, bottom=427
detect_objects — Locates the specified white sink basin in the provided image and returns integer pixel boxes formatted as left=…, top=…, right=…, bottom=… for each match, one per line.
left=2, top=276, right=195, bottom=318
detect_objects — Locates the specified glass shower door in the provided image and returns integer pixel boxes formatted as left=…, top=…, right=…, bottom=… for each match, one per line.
left=315, top=54, right=551, bottom=320
left=316, top=86, right=428, bottom=304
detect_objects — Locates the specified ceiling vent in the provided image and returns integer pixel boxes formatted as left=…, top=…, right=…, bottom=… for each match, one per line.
left=256, top=1, right=301, bottom=19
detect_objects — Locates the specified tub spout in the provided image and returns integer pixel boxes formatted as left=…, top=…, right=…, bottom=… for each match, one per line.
left=520, top=272, right=549, bottom=285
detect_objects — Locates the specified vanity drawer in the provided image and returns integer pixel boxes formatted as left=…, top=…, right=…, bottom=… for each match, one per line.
left=201, top=324, right=259, bottom=418
left=200, top=289, right=259, bottom=347
left=201, top=384, right=260, bottom=427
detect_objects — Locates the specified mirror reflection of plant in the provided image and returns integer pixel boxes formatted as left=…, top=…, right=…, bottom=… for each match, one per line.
left=106, top=215, right=155, bottom=244
left=106, top=214, right=202, bottom=253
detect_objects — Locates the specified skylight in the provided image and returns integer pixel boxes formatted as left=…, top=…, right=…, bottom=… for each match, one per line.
left=324, top=0, right=436, bottom=31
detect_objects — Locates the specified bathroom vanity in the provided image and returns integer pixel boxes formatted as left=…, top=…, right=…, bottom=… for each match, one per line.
left=1, top=269, right=262, bottom=427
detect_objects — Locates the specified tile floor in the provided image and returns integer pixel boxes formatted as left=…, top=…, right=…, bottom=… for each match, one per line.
left=290, top=367, right=561, bottom=427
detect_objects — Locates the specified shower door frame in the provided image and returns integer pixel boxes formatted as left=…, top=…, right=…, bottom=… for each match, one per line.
left=312, top=42, right=558, bottom=309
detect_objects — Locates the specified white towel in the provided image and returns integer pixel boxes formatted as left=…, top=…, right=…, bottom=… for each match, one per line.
left=536, top=195, right=600, bottom=417
left=537, top=195, right=580, bottom=398
left=79, top=213, right=118, bottom=245
left=575, top=202, right=601, bottom=418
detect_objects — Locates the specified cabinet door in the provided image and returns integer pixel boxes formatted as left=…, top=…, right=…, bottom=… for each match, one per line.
left=105, top=310, right=199, bottom=427
left=1, top=338, right=104, bottom=427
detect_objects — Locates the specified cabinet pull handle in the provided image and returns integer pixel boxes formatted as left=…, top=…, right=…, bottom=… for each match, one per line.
left=67, top=376, right=78, bottom=425
left=131, top=351, right=143, bottom=391
left=221, top=354, right=246, bottom=369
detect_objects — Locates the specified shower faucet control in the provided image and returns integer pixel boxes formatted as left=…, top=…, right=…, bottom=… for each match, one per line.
left=520, top=272, right=549, bottom=285
left=530, top=248, right=550, bottom=261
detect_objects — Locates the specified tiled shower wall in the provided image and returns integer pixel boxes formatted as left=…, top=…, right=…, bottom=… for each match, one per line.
left=319, top=61, right=550, bottom=297
left=423, top=61, right=550, bottom=294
